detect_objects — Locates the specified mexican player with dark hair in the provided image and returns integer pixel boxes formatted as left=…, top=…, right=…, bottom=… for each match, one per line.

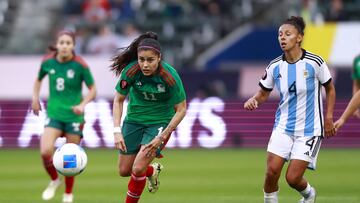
left=111, top=31, right=186, bottom=203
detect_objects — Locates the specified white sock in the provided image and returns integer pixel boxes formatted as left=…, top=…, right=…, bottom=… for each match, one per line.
left=300, top=183, right=312, bottom=198
left=264, top=190, right=278, bottom=203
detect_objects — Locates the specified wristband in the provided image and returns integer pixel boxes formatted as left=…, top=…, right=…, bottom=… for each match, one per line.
left=113, top=126, right=122, bottom=133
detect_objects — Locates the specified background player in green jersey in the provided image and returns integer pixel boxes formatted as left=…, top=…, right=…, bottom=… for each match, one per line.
left=111, top=31, right=186, bottom=203
left=349, top=54, right=360, bottom=118
left=31, top=30, right=97, bottom=203
left=334, top=54, right=360, bottom=129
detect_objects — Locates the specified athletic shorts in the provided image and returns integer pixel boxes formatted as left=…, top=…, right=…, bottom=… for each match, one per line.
left=45, top=118, right=84, bottom=137
left=120, top=121, right=168, bottom=156
left=267, top=130, right=322, bottom=170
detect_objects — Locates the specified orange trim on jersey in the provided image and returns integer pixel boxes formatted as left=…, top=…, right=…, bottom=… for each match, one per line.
left=159, top=67, right=176, bottom=86
left=41, top=52, right=56, bottom=63
left=74, top=56, right=89, bottom=68
left=126, top=64, right=140, bottom=78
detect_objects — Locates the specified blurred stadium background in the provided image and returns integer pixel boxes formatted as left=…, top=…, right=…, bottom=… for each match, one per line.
left=0, top=0, right=360, bottom=202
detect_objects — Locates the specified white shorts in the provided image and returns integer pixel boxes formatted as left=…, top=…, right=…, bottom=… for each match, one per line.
left=267, top=130, right=322, bottom=170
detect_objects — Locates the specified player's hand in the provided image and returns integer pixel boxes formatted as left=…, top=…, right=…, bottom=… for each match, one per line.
left=31, top=99, right=41, bottom=116
left=114, top=133, right=127, bottom=152
left=353, top=109, right=360, bottom=119
left=72, top=104, right=85, bottom=115
left=334, top=118, right=345, bottom=132
left=244, top=98, right=258, bottom=110
left=324, top=117, right=336, bottom=138
left=143, top=136, right=163, bottom=157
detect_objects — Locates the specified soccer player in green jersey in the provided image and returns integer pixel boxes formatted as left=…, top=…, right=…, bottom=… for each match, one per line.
left=335, top=55, right=360, bottom=129
left=111, top=31, right=186, bottom=203
left=349, top=54, right=360, bottom=118
left=31, top=30, right=96, bottom=203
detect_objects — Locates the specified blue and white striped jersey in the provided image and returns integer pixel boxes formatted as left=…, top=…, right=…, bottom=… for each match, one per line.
left=259, top=50, right=332, bottom=137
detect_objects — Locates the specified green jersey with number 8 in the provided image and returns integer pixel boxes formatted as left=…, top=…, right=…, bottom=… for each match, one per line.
left=116, top=61, right=186, bottom=125
left=37, top=53, right=95, bottom=122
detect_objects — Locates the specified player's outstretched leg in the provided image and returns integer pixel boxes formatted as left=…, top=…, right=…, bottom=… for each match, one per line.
left=299, top=185, right=316, bottom=203
left=147, top=162, right=163, bottom=193
left=42, top=178, right=62, bottom=200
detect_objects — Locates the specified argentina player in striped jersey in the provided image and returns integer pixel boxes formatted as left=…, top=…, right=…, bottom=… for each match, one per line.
left=244, top=16, right=336, bottom=203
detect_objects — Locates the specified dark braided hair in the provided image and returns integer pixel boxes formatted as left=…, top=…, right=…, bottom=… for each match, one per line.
left=282, top=16, right=306, bottom=35
left=111, top=31, right=161, bottom=76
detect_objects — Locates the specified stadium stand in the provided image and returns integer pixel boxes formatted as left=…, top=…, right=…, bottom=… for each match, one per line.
left=0, top=0, right=359, bottom=68
left=0, top=0, right=283, bottom=69
left=0, top=0, right=19, bottom=52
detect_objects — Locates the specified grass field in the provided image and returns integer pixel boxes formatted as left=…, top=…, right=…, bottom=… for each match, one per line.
left=0, top=148, right=359, bottom=203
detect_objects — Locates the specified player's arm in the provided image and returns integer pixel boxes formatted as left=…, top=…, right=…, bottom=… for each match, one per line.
left=244, top=89, right=271, bottom=110
left=335, top=90, right=360, bottom=130
left=113, top=92, right=127, bottom=152
left=144, top=100, right=187, bottom=157
left=351, top=80, right=360, bottom=118
left=323, top=81, right=336, bottom=137
left=161, top=100, right=187, bottom=140
left=32, top=79, right=43, bottom=116
left=72, top=84, right=97, bottom=115
left=352, top=80, right=360, bottom=95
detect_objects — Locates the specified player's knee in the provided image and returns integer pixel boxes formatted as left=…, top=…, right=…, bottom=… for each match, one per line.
left=119, top=168, right=131, bottom=177
left=285, top=173, right=301, bottom=188
left=265, top=165, right=281, bottom=179
left=132, top=166, right=146, bottom=176
left=40, top=150, right=53, bottom=159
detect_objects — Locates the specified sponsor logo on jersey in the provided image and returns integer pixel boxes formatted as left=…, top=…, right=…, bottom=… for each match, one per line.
left=50, top=69, right=55, bottom=74
left=120, top=80, right=128, bottom=89
left=67, top=69, right=75, bottom=79
left=136, top=81, right=142, bottom=86
left=276, top=73, right=282, bottom=79
left=157, top=84, right=166, bottom=92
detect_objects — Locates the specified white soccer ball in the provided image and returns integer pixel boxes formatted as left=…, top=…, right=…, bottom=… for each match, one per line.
left=53, top=143, right=88, bottom=177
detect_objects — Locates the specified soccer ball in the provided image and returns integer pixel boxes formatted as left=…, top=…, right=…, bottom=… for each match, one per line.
left=53, top=143, right=87, bottom=177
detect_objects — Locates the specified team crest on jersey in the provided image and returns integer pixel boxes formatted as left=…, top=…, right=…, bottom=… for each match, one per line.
left=157, top=84, right=166, bottom=92
left=49, top=69, right=55, bottom=74
left=136, top=81, right=142, bottom=86
left=67, top=69, right=75, bottom=78
left=120, top=80, right=128, bottom=89
left=303, top=70, right=308, bottom=78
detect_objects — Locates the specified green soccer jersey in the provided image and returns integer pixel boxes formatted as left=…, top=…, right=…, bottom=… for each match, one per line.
left=38, top=53, right=95, bottom=122
left=352, top=55, right=360, bottom=80
left=116, top=61, right=186, bottom=125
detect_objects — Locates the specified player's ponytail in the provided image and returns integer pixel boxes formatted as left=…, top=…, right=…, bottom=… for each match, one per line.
left=111, top=31, right=160, bottom=76
left=283, top=16, right=306, bottom=35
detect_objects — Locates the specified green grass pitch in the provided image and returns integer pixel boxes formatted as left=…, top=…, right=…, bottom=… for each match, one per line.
left=0, top=148, right=359, bottom=203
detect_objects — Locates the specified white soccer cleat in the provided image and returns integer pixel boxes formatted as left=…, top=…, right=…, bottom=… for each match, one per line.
left=147, top=162, right=163, bottom=193
left=299, top=187, right=316, bottom=203
left=41, top=178, right=62, bottom=200
left=62, top=193, right=73, bottom=203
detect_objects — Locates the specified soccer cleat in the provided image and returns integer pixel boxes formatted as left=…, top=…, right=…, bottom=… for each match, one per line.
left=147, top=162, right=163, bottom=193
left=299, top=187, right=316, bottom=203
left=42, top=178, right=62, bottom=200
left=62, top=193, right=73, bottom=203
